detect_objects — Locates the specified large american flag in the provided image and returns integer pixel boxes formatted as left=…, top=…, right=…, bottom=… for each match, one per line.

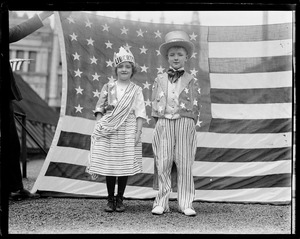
left=32, top=11, right=294, bottom=204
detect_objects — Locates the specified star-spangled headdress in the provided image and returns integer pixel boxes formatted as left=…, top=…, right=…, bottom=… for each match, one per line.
left=113, top=47, right=135, bottom=67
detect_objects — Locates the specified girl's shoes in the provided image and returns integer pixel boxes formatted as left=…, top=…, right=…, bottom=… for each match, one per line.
left=104, top=196, right=115, bottom=212
left=115, top=195, right=125, bottom=212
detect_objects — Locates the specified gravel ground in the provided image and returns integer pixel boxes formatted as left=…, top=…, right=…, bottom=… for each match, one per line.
left=8, top=159, right=295, bottom=234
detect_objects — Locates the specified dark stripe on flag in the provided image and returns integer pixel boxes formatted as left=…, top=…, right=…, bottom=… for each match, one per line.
left=209, top=118, right=292, bottom=134
left=208, top=23, right=293, bottom=42
left=57, top=131, right=91, bottom=150
left=209, top=56, right=292, bottom=73
left=195, top=147, right=291, bottom=163
left=211, top=87, right=292, bottom=104
left=45, top=162, right=290, bottom=189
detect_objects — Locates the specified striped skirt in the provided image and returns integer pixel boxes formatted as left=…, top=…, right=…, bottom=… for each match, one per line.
left=88, top=113, right=142, bottom=177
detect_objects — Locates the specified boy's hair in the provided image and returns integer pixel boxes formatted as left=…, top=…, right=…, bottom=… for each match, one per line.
left=114, top=62, right=138, bottom=78
left=167, top=46, right=188, bottom=57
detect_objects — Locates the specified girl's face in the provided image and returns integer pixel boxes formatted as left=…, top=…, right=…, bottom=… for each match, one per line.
left=167, top=47, right=188, bottom=70
left=116, top=62, right=133, bottom=81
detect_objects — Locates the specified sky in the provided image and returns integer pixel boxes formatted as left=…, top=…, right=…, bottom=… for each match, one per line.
left=15, top=11, right=293, bottom=28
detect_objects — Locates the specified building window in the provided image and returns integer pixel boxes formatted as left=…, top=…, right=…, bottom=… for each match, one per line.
left=16, top=50, right=24, bottom=71
left=28, top=51, right=37, bottom=72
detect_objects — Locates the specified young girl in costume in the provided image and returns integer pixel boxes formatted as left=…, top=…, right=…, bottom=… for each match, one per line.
left=87, top=47, right=146, bottom=212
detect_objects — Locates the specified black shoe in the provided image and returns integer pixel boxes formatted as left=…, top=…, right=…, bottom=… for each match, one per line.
left=104, top=196, right=115, bottom=212
left=115, top=195, right=125, bottom=212
left=10, top=189, right=40, bottom=201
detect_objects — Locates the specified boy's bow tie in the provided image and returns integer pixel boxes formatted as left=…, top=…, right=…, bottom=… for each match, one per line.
left=167, top=69, right=184, bottom=83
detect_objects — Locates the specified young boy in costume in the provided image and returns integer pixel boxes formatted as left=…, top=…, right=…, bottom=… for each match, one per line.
left=151, top=31, right=201, bottom=216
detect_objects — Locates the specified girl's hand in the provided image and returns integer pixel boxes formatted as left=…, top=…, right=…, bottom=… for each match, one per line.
left=135, top=130, right=142, bottom=146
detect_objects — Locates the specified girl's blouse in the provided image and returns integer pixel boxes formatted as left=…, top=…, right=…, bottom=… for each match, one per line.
left=94, top=81, right=147, bottom=120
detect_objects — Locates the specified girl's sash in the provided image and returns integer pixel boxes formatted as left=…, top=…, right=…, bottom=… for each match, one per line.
left=92, top=82, right=139, bottom=138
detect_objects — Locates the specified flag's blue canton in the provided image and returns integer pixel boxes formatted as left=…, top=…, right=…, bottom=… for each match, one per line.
left=61, top=13, right=210, bottom=131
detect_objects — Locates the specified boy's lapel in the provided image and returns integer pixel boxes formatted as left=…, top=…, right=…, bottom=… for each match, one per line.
left=158, top=73, right=168, bottom=94
left=178, top=72, right=193, bottom=94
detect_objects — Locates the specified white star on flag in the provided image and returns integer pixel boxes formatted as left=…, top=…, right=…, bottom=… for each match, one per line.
left=90, top=56, right=98, bottom=64
left=70, top=33, right=78, bottom=41
left=144, top=99, right=151, bottom=107
left=198, top=88, right=201, bottom=94
left=75, top=104, right=83, bottom=113
left=102, top=23, right=109, bottom=31
left=72, top=52, right=80, bottom=60
left=123, top=43, right=132, bottom=51
left=86, top=37, right=94, bottom=46
left=184, top=88, right=189, bottom=94
left=189, top=32, right=197, bottom=41
left=121, top=26, right=129, bottom=35
left=180, top=102, right=186, bottom=109
left=85, top=19, right=92, bottom=28
left=67, top=16, right=75, bottom=24
left=140, top=46, right=148, bottom=54
left=92, top=72, right=100, bottom=81
left=108, top=76, right=116, bottom=82
left=92, top=89, right=101, bottom=98
left=193, top=99, right=198, bottom=106
left=75, top=86, right=84, bottom=94
left=143, top=81, right=151, bottom=89
left=136, top=29, right=144, bottom=37
left=191, top=52, right=197, bottom=58
left=154, top=30, right=162, bottom=38
left=106, top=59, right=114, bottom=67
left=74, top=69, right=83, bottom=77
left=157, top=66, right=165, bottom=74
left=141, top=65, right=149, bottom=73
left=190, top=68, right=198, bottom=76
left=145, top=115, right=151, bottom=124
left=105, top=40, right=113, bottom=49
left=156, top=50, right=161, bottom=56
left=196, top=120, right=202, bottom=127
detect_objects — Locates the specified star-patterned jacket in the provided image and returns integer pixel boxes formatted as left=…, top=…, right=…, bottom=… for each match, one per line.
left=151, top=72, right=201, bottom=123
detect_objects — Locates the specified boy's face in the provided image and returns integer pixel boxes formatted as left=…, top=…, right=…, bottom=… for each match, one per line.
left=167, top=47, right=188, bottom=70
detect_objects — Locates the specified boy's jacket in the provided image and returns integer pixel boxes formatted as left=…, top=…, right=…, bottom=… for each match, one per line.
left=151, top=72, right=201, bottom=123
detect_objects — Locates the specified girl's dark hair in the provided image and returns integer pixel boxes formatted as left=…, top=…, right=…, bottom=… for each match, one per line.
left=114, top=62, right=139, bottom=78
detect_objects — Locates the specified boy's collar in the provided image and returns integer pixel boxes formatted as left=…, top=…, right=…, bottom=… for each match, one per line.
left=169, top=67, right=185, bottom=71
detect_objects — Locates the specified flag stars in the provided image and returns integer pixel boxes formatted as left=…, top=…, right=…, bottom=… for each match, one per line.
left=75, top=104, right=83, bottom=113
left=197, top=88, right=201, bottom=94
left=102, top=90, right=108, bottom=96
left=85, top=19, right=92, bottom=28
left=154, top=30, right=162, bottom=38
left=157, top=66, right=165, bottom=74
left=189, top=32, right=197, bottom=41
left=136, top=29, right=144, bottom=37
left=93, top=89, right=101, bottom=98
left=156, top=50, right=161, bottom=56
left=139, top=46, right=148, bottom=54
left=145, top=115, right=151, bottom=124
left=191, top=52, right=197, bottom=58
left=121, top=26, right=129, bottom=35
left=92, top=72, right=100, bottom=81
left=86, top=37, right=94, bottom=46
left=190, top=68, right=198, bottom=76
left=123, top=43, right=132, bottom=51
left=90, top=56, right=98, bottom=64
left=67, top=16, right=75, bottom=24
left=143, top=81, right=151, bottom=89
left=105, top=40, right=113, bottom=49
left=74, top=68, right=83, bottom=77
left=102, top=23, right=109, bottom=32
left=141, top=65, right=149, bottom=73
left=108, top=76, right=116, bottom=82
left=180, top=102, right=186, bottom=109
left=106, top=59, right=114, bottom=67
left=184, top=88, right=189, bottom=94
left=72, top=52, right=80, bottom=60
left=75, top=86, right=84, bottom=94
left=70, top=33, right=78, bottom=41
left=193, top=99, right=198, bottom=106
left=144, top=99, right=151, bottom=107
left=196, top=120, right=202, bottom=127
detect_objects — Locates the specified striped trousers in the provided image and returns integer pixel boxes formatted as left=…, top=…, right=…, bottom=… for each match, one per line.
left=152, top=117, right=197, bottom=212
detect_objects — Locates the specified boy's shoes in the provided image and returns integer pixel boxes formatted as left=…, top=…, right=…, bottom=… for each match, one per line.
left=183, top=208, right=196, bottom=216
left=10, top=189, right=40, bottom=201
left=151, top=206, right=164, bottom=215
left=104, top=196, right=115, bottom=212
left=115, top=195, right=125, bottom=212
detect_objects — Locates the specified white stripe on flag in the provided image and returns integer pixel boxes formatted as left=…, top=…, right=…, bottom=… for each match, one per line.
left=208, top=39, right=293, bottom=58
left=210, top=71, right=293, bottom=89
left=211, top=103, right=292, bottom=119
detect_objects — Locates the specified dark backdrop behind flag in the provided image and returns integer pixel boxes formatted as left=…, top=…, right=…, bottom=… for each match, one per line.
left=32, top=11, right=293, bottom=204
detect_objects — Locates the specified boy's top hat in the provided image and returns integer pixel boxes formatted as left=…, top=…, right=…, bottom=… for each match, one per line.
left=113, top=46, right=135, bottom=67
left=159, top=30, right=195, bottom=60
